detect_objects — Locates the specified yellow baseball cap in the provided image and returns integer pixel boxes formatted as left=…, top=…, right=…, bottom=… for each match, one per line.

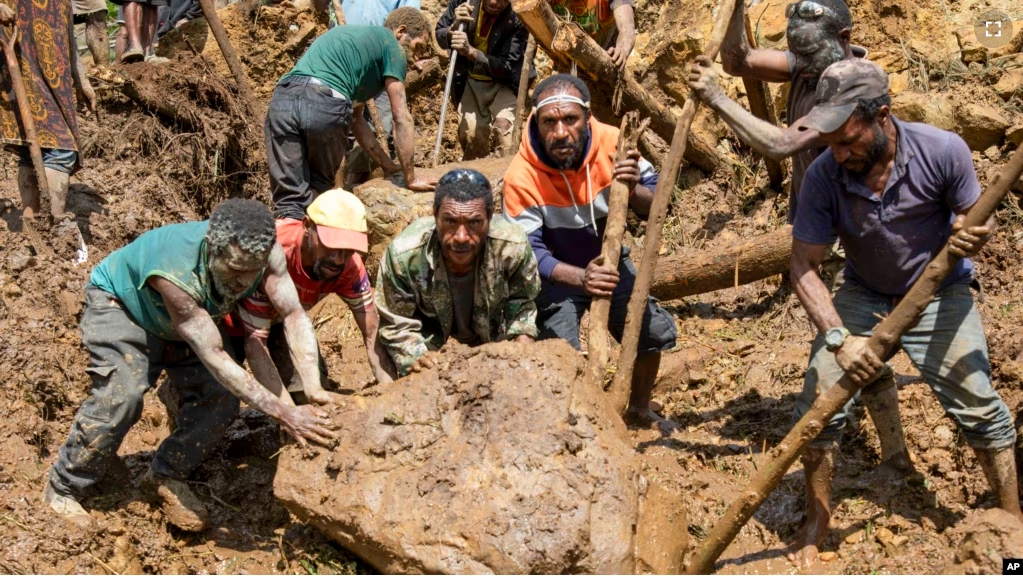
left=306, top=189, right=369, bottom=253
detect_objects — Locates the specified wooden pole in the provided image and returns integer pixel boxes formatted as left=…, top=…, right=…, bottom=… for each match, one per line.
left=512, top=34, right=537, bottom=151
left=741, top=14, right=784, bottom=189
left=512, top=0, right=722, bottom=172
left=0, top=25, right=47, bottom=216
left=684, top=144, right=1023, bottom=574
left=196, top=0, right=263, bottom=125
left=607, top=0, right=737, bottom=416
left=588, top=112, right=650, bottom=388
left=649, top=225, right=792, bottom=301
left=405, top=57, right=443, bottom=96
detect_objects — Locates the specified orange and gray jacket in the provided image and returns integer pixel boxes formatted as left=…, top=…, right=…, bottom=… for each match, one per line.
left=434, top=0, right=530, bottom=105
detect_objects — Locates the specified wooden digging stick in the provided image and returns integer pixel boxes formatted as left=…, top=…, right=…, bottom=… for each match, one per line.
left=742, top=13, right=784, bottom=189
left=0, top=24, right=48, bottom=215
left=606, top=0, right=737, bottom=416
left=511, top=34, right=537, bottom=151
left=684, top=142, right=1023, bottom=574
left=589, top=111, right=649, bottom=390
left=196, top=0, right=262, bottom=125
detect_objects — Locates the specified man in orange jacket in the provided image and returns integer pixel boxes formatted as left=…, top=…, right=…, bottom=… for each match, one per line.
left=502, top=73, right=678, bottom=434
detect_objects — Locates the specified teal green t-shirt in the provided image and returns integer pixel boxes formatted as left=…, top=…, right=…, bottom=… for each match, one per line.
left=89, top=221, right=265, bottom=341
left=284, top=25, right=408, bottom=103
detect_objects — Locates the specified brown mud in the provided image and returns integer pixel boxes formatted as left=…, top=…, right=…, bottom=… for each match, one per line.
left=1, top=0, right=1022, bottom=573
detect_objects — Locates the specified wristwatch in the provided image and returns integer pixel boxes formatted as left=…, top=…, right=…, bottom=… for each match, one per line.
left=824, top=327, right=850, bottom=352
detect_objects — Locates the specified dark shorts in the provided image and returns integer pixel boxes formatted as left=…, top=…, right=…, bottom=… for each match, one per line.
left=264, top=76, right=353, bottom=221
left=50, top=286, right=241, bottom=497
left=536, top=254, right=678, bottom=354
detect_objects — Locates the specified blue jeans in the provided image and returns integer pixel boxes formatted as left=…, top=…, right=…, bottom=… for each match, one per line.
left=16, top=147, right=78, bottom=174
left=793, top=282, right=1015, bottom=450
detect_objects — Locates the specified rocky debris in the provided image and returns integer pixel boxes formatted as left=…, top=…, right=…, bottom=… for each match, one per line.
left=891, top=92, right=955, bottom=131
left=1008, top=124, right=1023, bottom=147
left=945, top=508, right=1023, bottom=574
left=994, top=70, right=1023, bottom=101
left=748, top=1, right=788, bottom=45
left=353, top=156, right=513, bottom=278
left=956, top=103, right=1010, bottom=150
left=273, top=340, right=686, bottom=574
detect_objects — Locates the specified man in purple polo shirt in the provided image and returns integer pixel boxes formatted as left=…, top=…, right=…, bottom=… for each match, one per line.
left=786, top=58, right=1020, bottom=567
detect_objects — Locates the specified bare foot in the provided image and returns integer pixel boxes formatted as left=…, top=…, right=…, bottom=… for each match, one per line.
left=875, top=450, right=915, bottom=480
left=786, top=506, right=829, bottom=569
left=624, top=407, right=681, bottom=436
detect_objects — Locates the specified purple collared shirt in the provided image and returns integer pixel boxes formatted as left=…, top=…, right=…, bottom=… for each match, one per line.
left=793, top=117, right=978, bottom=296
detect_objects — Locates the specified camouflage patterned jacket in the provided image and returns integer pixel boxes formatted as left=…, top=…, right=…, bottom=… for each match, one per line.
left=375, top=216, right=541, bottom=376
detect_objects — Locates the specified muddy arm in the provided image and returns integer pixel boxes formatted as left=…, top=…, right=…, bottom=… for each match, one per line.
left=790, top=238, right=841, bottom=334
left=719, top=0, right=790, bottom=83
left=350, top=303, right=394, bottom=384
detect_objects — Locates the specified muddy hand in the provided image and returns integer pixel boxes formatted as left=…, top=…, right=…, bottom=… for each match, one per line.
left=688, top=55, right=725, bottom=105
left=279, top=404, right=336, bottom=448
left=610, top=148, right=641, bottom=190
left=453, top=1, right=473, bottom=25
left=0, top=4, right=13, bottom=25
left=948, top=214, right=992, bottom=258
left=834, top=334, right=883, bottom=385
left=582, top=255, right=619, bottom=297
left=303, top=386, right=348, bottom=406
left=607, top=32, right=634, bottom=71
left=410, top=351, right=441, bottom=373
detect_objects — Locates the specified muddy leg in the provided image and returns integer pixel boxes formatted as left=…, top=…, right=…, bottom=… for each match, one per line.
left=85, top=11, right=109, bottom=66
left=123, top=2, right=144, bottom=62
left=624, top=351, right=680, bottom=435
left=787, top=443, right=835, bottom=568
left=861, top=372, right=914, bottom=476
left=17, top=164, right=41, bottom=219
left=976, top=448, right=1023, bottom=520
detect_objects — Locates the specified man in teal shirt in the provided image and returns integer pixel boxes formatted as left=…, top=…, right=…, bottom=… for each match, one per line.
left=265, top=7, right=437, bottom=220
left=43, top=200, right=338, bottom=532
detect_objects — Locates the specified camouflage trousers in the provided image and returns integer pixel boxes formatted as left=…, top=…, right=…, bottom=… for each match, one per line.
left=49, top=286, right=240, bottom=498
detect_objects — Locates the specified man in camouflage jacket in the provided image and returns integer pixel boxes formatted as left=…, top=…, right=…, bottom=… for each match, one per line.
left=376, top=169, right=540, bottom=376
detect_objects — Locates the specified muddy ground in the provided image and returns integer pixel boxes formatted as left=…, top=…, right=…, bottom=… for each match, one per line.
left=2, top=0, right=1023, bottom=573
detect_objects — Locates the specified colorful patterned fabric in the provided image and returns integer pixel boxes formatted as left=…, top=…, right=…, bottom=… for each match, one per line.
left=0, top=0, right=81, bottom=167
left=550, top=0, right=628, bottom=48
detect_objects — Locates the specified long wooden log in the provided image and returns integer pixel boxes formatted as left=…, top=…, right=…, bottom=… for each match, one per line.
left=608, top=0, right=737, bottom=416
left=196, top=0, right=263, bottom=125
left=649, top=224, right=791, bottom=301
left=742, top=14, right=784, bottom=189
left=684, top=144, right=1023, bottom=574
left=513, top=0, right=721, bottom=172
left=588, top=112, right=650, bottom=388
left=512, top=35, right=537, bottom=151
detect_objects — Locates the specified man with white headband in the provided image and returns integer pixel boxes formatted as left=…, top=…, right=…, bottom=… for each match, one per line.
left=503, top=74, right=679, bottom=434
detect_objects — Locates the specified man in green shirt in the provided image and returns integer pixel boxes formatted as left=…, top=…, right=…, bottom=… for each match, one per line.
left=376, top=169, right=541, bottom=376
left=266, top=8, right=437, bottom=221
left=43, top=200, right=337, bottom=532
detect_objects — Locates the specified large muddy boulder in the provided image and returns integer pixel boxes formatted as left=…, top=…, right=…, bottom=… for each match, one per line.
left=274, top=340, right=686, bottom=574
left=354, top=156, right=514, bottom=278
left=945, top=508, right=1023, bottom=574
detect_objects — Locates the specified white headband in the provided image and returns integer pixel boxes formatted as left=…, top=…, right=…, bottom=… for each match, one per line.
left=534, top=93, right=590, bottom=112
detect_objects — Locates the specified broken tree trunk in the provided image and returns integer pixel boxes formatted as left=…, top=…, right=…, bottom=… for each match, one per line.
left=742, top=15, right=784, bottom=189
left=684, top=143, right=1023, bottom=574
left=512, top=35, right=537, bottom=151
left=649, top=225, right=792, bottom=301
left=588, top=112, right=650, bottom=389
left=197, top=0, right=263, bottom=125
left=513, top=0, right=721, bottom=172
left=608, top=0, right=737, bottom=416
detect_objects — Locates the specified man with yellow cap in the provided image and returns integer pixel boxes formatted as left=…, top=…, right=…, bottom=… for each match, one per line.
left=227, top=189, right=392, bottom=400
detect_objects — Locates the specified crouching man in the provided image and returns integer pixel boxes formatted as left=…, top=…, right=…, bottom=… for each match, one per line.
left=43, top=200, right=337, bottom=532
left=376, top=168, right=541, bottom=376
left=788, top=59, right=1021, bottom=566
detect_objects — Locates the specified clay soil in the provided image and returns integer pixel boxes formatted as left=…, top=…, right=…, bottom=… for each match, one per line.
left=2, top=0, right=1023, bottom=573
